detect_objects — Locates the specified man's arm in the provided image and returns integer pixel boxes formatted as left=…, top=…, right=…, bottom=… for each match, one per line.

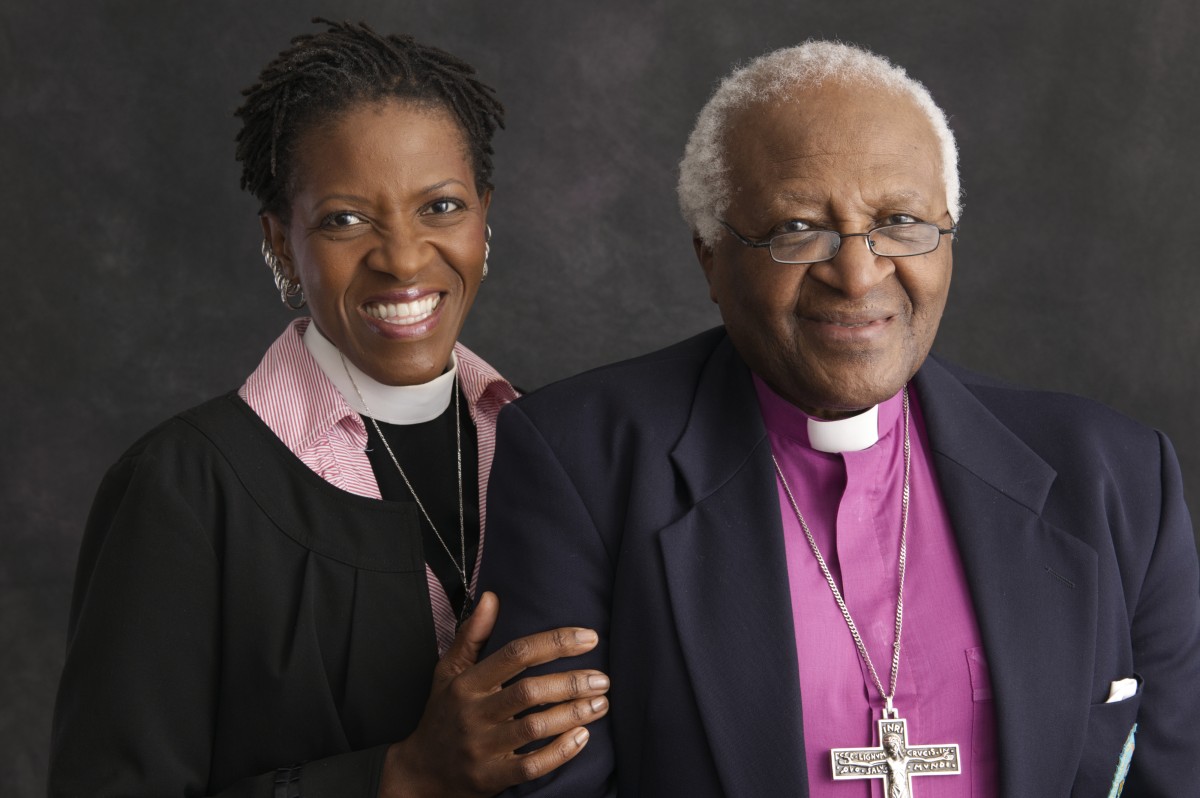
left=1122, top=432, right=1200, bottom=793
left=481, top=401, right=617, bottom=797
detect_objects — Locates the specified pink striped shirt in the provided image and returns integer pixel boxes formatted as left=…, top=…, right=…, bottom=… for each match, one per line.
left=755, top=376, right=998, bottom=798
left=239, top=318, right=517, bottom=655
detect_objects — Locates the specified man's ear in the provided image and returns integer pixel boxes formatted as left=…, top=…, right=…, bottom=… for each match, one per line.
left=694, top=236, right=719, bottom=305
left=260, top=213, right=295, bottom=280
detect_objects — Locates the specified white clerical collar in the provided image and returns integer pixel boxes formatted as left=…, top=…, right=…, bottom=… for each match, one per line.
left=806, top=405, right=880, bottom=454
left=303, top=323, right=456, bottom=425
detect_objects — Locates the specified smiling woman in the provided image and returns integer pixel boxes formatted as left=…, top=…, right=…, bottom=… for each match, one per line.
left=267, top=101, right=491, bottom=387
left=47, top=19, right=608, bottom=798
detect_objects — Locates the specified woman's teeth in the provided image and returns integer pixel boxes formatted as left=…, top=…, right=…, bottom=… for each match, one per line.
left=365, top=295, right=440, bottom=324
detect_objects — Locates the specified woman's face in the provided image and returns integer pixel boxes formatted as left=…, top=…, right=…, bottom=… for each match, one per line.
left=263, top=99, right=490, bottom=386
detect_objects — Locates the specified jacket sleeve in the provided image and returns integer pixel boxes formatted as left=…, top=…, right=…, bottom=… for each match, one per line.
left=480, top=402, right=617, bottom=797
left=47, top=444, right=389, bottom=798
left=1120, top=432, right=1200, bottom=794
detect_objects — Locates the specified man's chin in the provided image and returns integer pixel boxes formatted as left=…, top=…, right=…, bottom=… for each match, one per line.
left=781, top=369, right=915, bottom=419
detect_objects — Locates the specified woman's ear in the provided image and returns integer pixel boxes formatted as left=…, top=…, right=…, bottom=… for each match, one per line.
left=260, top=213, right=295, bottom=279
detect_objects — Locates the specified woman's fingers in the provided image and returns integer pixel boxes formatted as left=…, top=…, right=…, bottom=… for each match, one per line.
left=492, top=692, right=610, bottom=753
left=496, top=726, right=594, bottom=786
left=384, top=597, right=608, bottom=795
left=483, top=667, right=610, bottom=723
left=462, top=624, right=601, bottom=692
left=433, top=591, right=501, bottom=687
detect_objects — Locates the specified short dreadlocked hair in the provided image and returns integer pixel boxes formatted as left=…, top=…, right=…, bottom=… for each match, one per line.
left=235, top=18, right=505, bottom=217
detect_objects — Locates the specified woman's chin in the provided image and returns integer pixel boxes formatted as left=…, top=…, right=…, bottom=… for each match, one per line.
left=351, top=344, right=456, bottom=387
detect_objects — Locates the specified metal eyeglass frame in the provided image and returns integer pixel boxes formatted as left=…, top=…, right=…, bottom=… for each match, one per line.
left=718, top=218, right=959, bottom=265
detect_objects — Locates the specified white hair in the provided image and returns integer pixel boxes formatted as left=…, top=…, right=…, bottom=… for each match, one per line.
left=677, top=40, right=961, bottom=247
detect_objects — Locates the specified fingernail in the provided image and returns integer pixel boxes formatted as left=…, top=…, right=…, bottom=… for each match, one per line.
left=574, top=728, right=590, bottom=746
left=574, top=629, right=598, bottom=645
left=589, top=673, right=610, bottom=690
left=591, top=696, right=608, bottom=712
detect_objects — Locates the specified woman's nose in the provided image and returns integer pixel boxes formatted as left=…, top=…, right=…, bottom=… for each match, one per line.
left=368, top=230, right=433, bottom=280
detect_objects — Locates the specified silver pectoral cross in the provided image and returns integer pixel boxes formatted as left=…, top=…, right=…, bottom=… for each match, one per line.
left=831, top=716, right=960, bottom=798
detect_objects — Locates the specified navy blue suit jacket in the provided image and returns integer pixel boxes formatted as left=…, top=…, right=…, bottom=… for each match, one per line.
left=481, top=327, right=1200, bottom=797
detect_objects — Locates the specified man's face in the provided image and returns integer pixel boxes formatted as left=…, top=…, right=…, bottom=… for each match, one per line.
left=698, top=83, right=954, bottom=418
left=884, top=735, right=902, bottom=757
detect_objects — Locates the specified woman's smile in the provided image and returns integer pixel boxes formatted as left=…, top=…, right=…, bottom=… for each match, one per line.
left=361, top=292, right=445, bottom=338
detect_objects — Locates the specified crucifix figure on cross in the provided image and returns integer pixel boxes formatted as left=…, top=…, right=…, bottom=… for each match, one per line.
left=831, top=717, right=961, bottom=798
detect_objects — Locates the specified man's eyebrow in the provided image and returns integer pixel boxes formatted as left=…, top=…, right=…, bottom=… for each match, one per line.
left=770, top=188, right=933, bottom=208
left=872, top=189, right=931, bottom=207
left=774, top=189, right=826, bottom=206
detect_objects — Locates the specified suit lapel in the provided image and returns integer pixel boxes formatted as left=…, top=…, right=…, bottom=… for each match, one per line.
left=915, top=359, right=1099, bottom=798
left=661, top=337, right=809, bottom=796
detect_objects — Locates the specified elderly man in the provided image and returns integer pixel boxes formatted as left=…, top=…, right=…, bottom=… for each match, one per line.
left=481, top=42, right=1200, bottom=797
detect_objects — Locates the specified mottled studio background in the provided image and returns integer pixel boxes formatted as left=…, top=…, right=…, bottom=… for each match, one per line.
left=3, top=0, right=1198, bottom=793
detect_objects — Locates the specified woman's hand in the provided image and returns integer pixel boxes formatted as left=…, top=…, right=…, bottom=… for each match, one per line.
left=379, top=591, right=609, bottom=797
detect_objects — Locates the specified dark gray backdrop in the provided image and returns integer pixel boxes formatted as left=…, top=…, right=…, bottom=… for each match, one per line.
left=4, top=1, right=1198, bottom=793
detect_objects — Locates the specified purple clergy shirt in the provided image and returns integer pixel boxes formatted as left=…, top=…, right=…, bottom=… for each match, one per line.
left=754, top=375, right=998, bottom=797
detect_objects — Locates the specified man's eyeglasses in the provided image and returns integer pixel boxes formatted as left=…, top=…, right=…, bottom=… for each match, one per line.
left=718, top=219, right=958, bottom=265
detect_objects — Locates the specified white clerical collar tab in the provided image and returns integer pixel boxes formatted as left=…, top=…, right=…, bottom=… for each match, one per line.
left=807, top=404, right=880, bottom=453
left=303, top=322, right=456, bottom=425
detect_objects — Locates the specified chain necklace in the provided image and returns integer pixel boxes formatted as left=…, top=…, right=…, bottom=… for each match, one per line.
left=771, top=387, right=961, bottom=795
left=341, top=355, right=472, bottom=621
left=772, top=387, right=910, bottom=712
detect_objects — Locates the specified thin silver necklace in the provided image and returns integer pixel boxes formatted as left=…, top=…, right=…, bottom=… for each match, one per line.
left=772, top=386, right=911, bottom=714
left=771, top=387, right=961, bottom=795
left=341, top=355, right=472, bottom=620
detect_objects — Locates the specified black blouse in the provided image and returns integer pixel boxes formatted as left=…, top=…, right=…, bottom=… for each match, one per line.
left=363, top=386, right=480, bottom=622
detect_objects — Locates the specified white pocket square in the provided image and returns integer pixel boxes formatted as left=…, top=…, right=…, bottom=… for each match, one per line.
left=1106, top=677, right=1138, bottom=703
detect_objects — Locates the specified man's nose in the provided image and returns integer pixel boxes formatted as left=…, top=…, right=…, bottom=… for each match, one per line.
left=813, top=233, right=893, bottom=298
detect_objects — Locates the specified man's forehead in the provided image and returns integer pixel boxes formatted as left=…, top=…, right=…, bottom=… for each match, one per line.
left=722, top=83, right=944, bottom=210
left=728, top=81, right=935, bottom=149
left=773, top=184, right=936, bottom=209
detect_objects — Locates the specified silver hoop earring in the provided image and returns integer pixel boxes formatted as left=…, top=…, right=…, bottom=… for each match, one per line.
left=482, top=224, right=492, bottom=280
left=262, top=239, right=306, bottom=310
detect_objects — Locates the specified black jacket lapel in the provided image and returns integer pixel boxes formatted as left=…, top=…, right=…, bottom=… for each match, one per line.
left=916, top=358, right=1099, bottom=798
left=660, top=338, right=810, bottom=796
